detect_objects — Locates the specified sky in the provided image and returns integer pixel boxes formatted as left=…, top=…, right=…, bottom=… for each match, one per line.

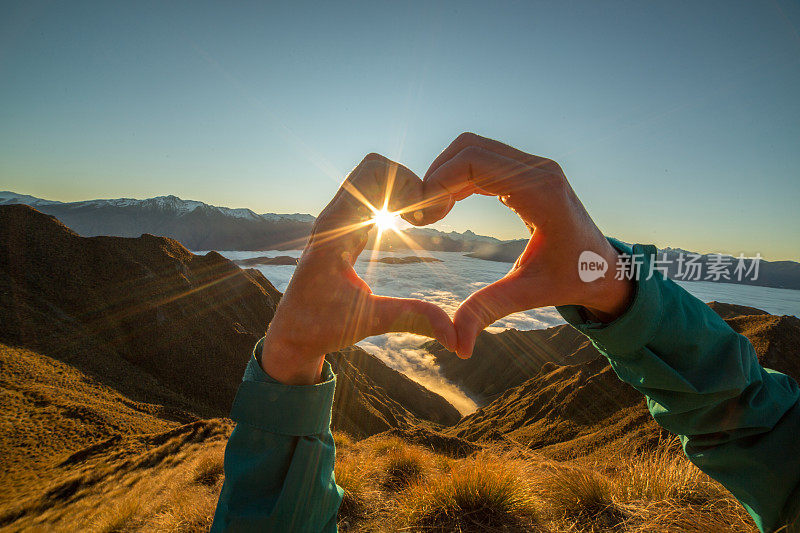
left=1, top=1, right=799, bottom=260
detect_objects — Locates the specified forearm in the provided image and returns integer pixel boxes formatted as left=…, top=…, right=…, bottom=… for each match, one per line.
left=558, top=240, right=800, bottom=532
left=212, top=339, right=341, bottom=532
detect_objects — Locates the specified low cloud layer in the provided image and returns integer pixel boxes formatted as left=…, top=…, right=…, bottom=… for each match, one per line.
left=358, top=333, right=479, bottom=415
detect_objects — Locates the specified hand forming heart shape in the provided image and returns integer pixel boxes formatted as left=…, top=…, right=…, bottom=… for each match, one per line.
left=260, top=133, right=633, bottom=385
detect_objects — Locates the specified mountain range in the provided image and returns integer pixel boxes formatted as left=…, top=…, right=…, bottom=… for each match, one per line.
left=0, top=191, right=500, bottom=253
left=1, top=204, right=796, bottom=530
left=4, top=190, right=798, bottom=290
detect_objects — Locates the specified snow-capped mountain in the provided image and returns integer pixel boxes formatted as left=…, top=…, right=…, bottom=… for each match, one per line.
left=1, top=192, right=316, bottom=250
left=405, top=227, right=501, bottom=244
left=0, top=192, right=313, bottom=224
left=1, top=192, right=495, bottom=252
left=0, top=191, right=63, bottom=207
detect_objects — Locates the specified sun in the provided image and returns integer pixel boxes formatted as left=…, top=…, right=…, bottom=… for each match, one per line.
left=371, top=207, right=400, bottom=232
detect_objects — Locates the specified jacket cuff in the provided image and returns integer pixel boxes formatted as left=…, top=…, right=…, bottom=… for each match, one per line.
left=556, top=239, right=665, bottom=356
left=229, top=337, right=336, bottom=436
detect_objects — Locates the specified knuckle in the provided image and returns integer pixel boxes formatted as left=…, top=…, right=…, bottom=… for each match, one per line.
left=363, top=152, right=389, bottom=163
left=542, top=158, right=564, bottom=174
left=461, top=145, right=483, bottom=158
left=529, top=158, right=566, bottom=186
left=455, top=131, right=481, bottom=146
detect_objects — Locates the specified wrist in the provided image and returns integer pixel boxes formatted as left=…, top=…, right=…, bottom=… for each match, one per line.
left=580, top=245, right=635, bottom=323
left=260, top=321, right=325, bottom=385
left=583, top=276, right=634, bottom=323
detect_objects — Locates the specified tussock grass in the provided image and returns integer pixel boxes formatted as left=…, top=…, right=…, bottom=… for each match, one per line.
left=333, top=431, right=354, bottom=450
left=536, top=466, right=625, bottom=530
left=91, top=493, right=142, bottom=532
left=381, top=446, right=427, bottom=490
left=396, top=453, right=539, bottom=532
left=191, top=450, right=224, bottom=487
left=334, top=452, right=373, bottom=524
left=615, top=442, right=727, bottom=505
left=148, top=485, right=217, bottom=533
left=370, top=435, right=406, bottom=455
left=84, top=433, right=754, bottom=533
left=9, top=426, right=758, bottom=532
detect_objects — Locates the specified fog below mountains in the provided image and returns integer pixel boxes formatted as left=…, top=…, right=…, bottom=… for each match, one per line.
left=214, top=249, right=800, bottom=415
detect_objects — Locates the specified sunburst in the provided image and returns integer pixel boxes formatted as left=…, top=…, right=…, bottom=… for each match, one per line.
left=370, top=206, right=401, bottom=234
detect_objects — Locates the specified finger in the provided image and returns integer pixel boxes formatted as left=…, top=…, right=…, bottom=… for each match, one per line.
left=452, top=274, right=528, bottom=358
left=419, top=133, right=561, bottom=224
left=428, top=146, right=567, bottom=227
left=310, top=154, right=424, bottom=254
left=425, top=132, right=553, bottom=180
left=339, top=154, right=429, bottom=228
left=305, top=209, right=372, bottom=261
left=379, top=161, right=428, bottom=227
left=368, top=296, right=457, bottom=353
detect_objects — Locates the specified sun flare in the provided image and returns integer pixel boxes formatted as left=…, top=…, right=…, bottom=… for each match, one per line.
left=371, top=207, right=401, bottom=233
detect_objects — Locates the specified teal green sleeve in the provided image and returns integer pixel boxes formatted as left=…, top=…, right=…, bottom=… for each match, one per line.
left=211, top=338, right=342, bottom=532
left=558, top=241, right=800, bottom=532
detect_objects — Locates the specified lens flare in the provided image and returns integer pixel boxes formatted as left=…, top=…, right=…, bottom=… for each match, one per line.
left=371, top=207, right=400, bottom=232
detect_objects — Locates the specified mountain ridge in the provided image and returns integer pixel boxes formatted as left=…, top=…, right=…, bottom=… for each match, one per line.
left=1, top=191, right=500, bottom=252
left=0, top=204, right=458, bottom=433
left=1, top=206, right=794, bottom=531
left=5, top=191, right=797, bottom=290
left=425, top=301, right=800, bottom=458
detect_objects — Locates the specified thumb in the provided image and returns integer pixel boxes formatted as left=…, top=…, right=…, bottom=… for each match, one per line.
left=453, top=275, right=524, bottom=358
left=368, top=296, right=457, bottom=352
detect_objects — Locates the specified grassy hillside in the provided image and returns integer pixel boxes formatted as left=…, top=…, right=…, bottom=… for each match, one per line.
left=4, top=205, right=793, bottom=531
left=1, top=425, right=756, bottom=532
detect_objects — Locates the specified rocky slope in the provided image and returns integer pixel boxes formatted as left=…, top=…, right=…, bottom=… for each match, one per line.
left=0, top=204, right=283, bottom=416
left=422, top=325, right=598, bottom=402
left=0, top=203, right=458, bottom=421
left=328, top=347, right=460, bottom=436
left=0, top=204, right=463, bottom=528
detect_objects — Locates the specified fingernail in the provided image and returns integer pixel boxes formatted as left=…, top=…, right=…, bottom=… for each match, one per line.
left=462, top=341, right=474, bottom=359
left=455, top=344, right=471, bottom=359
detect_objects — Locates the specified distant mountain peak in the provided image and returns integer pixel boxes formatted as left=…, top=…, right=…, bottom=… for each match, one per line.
left=0, top=191, right=314, bottom=224
left=0, top=191, right=63, bottom=207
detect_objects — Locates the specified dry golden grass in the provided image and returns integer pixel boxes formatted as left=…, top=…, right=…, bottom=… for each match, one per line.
left=91, top=493, right=143, bottom=532
left=191, top=449, right=225, bottom=487
left=331, top=433, right=757, bottom=533
left=536, top=465, right=624, bottom=529
left=334, top=432, right=355, bottom=450
left=614, top=441, right=728, bottom=505
left=84, top=445, right=223, bottom=533
left=2, top=428, right=759, bottom=532
left=147, top=484, right=218, bottom=533
left=526, top=438, right=757, bottom=532
left=396, top=455, right=539, bottom=532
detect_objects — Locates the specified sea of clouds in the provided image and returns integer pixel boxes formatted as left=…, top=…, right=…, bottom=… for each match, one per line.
left=214, top=249, right=800, bottom=415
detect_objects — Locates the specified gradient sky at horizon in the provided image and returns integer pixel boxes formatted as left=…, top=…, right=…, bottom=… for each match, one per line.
left=1, top=1, right=799, bottom=260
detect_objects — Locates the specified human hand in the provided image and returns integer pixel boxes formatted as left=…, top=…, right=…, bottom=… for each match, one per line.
left=261, top=153, right=457, bottom=385
left=421, top=133, right=634, bottom=358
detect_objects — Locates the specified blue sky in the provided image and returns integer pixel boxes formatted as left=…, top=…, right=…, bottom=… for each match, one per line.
left=1, top=1, right=799, bottom=260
